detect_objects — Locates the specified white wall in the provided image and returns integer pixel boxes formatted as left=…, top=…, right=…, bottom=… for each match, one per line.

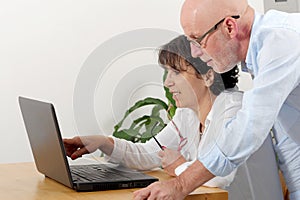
left=264, top=0, right=299, bottom=13
left=0, top=0, right=185, bottom=163
left=0, top=0, right=255, bottom=164
left=249, top=0, right=265, bottom=13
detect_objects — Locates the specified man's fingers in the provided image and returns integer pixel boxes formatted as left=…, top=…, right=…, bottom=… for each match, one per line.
left=133, top=187, right=151, bottom=200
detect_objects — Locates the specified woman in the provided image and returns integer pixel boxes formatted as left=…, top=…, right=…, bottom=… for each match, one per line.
left=63, top=35, right=238, bottom=175
left=64, top=35, right=282, bottom=199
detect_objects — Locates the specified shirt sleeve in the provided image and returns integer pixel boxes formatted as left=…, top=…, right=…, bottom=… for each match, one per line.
left=199, top=29, right=300, bottom=176
left=105, top=136, right=161, bottom=170
left=105, top=109, right=183, bottom=170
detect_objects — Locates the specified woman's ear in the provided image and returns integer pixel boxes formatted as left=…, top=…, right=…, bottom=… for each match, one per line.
left=203, top=69, right=214, bottom=87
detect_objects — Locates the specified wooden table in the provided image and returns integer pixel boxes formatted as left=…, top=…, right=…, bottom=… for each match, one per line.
left=0, top=162, right=227, bottom=200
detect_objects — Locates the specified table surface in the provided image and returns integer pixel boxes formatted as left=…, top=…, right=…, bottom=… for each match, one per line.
left=0, top=162, right=228, bottom=200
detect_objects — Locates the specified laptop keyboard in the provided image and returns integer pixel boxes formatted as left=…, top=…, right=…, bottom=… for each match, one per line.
left=70, top=164, right=131, bottom=182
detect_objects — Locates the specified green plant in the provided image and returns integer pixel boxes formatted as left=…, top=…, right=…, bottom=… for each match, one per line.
left=112, top=71, right=177, bottom=143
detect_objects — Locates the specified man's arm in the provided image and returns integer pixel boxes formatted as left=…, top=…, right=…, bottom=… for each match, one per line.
left=133, top=160, right=214, bottom=200
left=200, top=29, right=300, bottom=177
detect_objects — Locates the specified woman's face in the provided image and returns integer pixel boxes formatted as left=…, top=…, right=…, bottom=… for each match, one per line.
left=163, top=61, right=209, bottom=110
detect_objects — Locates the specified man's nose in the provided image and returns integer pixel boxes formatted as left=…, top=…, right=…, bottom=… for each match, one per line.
left=190, top=43, right=203, bottom=58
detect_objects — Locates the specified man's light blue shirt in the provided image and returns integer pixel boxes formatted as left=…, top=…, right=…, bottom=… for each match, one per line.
left=198, top=9, right=300, bottom=188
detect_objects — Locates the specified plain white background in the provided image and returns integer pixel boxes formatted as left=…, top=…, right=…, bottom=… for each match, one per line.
left=0, top=0, right=295, bottom=163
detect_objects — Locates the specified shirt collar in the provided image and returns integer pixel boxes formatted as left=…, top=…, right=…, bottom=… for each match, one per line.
left=245, top=11, right=262, bottom=75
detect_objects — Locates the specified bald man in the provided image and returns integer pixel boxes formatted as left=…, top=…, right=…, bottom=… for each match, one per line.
left=134, top=0, right=300, bottom=199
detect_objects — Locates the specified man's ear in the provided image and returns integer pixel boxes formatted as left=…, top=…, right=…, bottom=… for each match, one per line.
left=203, top=69, right=214, bottom=87
left=222, top=17, right=238, bottom=38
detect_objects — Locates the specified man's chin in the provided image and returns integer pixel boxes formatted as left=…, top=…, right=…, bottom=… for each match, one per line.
left=212, top=64, right=235, bottom=73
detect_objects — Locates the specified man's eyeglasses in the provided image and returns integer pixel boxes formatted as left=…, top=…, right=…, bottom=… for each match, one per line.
left=187, top=15, right=240, bottom=48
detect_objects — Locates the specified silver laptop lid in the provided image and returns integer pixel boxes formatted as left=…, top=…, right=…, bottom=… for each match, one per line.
left=19, top=96, right=73, bottom=188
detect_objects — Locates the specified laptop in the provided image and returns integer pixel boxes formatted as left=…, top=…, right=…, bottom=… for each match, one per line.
left=18, top=96, right=158, bottom=192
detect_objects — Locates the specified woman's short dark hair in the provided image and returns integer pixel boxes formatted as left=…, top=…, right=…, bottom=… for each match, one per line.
left=158, top=35, right=239, bottom=96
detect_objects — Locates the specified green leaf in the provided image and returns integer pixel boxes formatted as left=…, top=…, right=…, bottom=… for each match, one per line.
left=130, top=115, right=149, bottom=130
left=113, top=97, right=168, bottom=132
left=112, top=72, right=178, bottom=143
left=151, top=104, right=165, bottom=117
left=112, top=129, right=137, bottom=142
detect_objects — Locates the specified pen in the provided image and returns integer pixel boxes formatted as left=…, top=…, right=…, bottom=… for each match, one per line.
left=152, top=134, right=165, bottom=150
left=150, top=122, right=165, bottom=150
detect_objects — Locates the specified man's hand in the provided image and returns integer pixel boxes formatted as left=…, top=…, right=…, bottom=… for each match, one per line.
left=158, top=148, right=186, bottom=176
left=133, top=178, right=186, bottom=200
left=133, top=160, right=215, bottom=200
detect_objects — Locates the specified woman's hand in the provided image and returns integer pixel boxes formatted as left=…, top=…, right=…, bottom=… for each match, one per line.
left=158, top=148, right=186, bottom=176
left=63, top=135, right=105, bottom=160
